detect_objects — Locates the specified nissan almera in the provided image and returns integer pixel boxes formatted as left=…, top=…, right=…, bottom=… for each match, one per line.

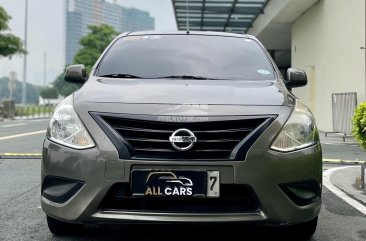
left=42, top=31, right=322, bottom=238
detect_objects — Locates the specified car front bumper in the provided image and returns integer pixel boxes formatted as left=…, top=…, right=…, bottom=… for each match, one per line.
left=41, top=138, right=322, bottom=226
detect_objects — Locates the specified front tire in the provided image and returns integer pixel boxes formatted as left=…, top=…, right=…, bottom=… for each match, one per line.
left=46, top=216, right=84, bottom=236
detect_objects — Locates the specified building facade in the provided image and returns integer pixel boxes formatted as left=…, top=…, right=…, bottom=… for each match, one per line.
left=291, top=0, right=365, bottom=132
left=247, top=0, right=365, bottom=133
left=65, top=0, right=155, bottom=64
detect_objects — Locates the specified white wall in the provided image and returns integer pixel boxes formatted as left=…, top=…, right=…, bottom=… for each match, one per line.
left=292, top=0, right=365, bottom=131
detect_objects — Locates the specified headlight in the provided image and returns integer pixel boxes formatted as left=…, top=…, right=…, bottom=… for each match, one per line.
left=271, top=100, right=318, bottom=152
left=47, top=95, right=95, bottom=149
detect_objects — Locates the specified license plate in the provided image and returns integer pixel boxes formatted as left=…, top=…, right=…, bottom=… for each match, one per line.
left=131, top=170, right=220, bottom=198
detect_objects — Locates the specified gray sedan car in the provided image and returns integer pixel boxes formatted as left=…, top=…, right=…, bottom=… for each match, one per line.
left=42, top=31, right=322, bottom=238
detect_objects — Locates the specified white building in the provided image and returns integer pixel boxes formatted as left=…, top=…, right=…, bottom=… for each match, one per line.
left=249, top=0, right=365, bottom=132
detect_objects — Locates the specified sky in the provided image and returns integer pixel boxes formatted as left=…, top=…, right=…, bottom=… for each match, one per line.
left=0, top=0, right=177, bottom=86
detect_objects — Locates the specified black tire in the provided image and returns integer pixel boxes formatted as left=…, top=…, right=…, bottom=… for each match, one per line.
left=46, top=215, right=84, bottom=236
left=282, top=217, right=318, bottom=240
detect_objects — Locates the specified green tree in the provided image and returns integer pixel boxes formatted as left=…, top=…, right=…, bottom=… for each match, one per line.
left=73, top=24, right=118, bottom=72
left=53, top=72, right=79, bottom=97
left=40, top=87, right=59, bottom=99
left=0, top=6, right=26, bottom=58
left=352, top=102, right=366, bottom=150
left=54, top=24, right=118, bottom=96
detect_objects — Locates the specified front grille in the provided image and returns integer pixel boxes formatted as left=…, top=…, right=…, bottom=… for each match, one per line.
left=100, top=183, right=259, bottom=213
left=92, top=113, right=274, bottom=160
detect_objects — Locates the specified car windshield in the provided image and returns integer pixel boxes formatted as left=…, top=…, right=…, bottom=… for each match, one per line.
left=96, top=34, right=276, bottom=80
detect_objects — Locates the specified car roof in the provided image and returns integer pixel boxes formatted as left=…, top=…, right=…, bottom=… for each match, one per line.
left=120, top=30, right=254, bottom=39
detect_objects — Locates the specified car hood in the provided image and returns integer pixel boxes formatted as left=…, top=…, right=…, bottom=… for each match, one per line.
left=74, top=77, right=294, bottom=106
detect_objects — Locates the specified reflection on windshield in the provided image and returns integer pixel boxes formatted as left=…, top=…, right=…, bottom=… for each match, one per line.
left=97, top=35, right=275, bottom=80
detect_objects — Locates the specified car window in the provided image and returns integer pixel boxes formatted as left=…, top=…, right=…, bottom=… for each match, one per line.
left=96, top=35, right=275, bottom=80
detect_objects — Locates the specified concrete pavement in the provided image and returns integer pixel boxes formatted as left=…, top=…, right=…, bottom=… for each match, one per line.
left=329, top=165, right=366, bottom=209
left=319, top=132, right=366, bottom=215
left=319, top=132, right=366, bottom=162
left=0, top=119, right=48, bottom=155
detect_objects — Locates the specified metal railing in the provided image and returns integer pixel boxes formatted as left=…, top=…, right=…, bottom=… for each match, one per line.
left=326, top=92, right=357, bottom=141
left=332, top=92, right=357, bottom=135
left=0, top=104, right=3, bottom=121
left=0, top=104, right=56, bottom=120
left=361, top=163, right=365, bottom=189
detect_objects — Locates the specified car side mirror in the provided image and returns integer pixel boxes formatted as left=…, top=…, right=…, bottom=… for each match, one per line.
left=286, top=68, right=307, bottom=88
left=64, top=64, right=87, bottom=84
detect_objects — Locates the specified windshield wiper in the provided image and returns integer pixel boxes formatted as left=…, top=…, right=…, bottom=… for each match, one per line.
left=159, top=75, right=214, bottom=80
left=99, top=73, right=143, bottom=79
left=99, top=74, right=215, bottom=80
